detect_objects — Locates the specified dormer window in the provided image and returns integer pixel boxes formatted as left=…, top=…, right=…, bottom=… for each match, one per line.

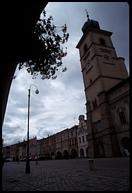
left=99, top=38, right=106, bottom=46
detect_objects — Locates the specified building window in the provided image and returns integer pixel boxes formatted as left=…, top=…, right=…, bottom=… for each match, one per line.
left=82, top=136, right=85, bottom=142
left=84, top=43, right=88, bottom=53
left=92, top=98, right=97, bottom=109
left=88, top=101, right=92, bottom=110
left=89, top=79, right=92, bottom=84
left=104, top=55, right=109, bottom=60
left=99, top=38, right=106, bottom=46
left=86, top=135, right=88, bottom=141
left=83, top=52, right=90, bottom=63
left=87, top=51, right=90, bottom=58
left=87, top=63, right=93, bottom=71
left=79, top=137, right=81, bottom=143
left=100, top=48, right=111, bottom=54
left=94, top=120, right=102, bottom=132
left=119, top=111, right=127, bottom=124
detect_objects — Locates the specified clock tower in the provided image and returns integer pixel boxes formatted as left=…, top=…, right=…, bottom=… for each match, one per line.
left=76, top=13, right=128, bottom=158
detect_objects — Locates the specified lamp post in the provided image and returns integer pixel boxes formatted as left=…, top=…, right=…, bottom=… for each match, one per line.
left=25, top=84, right=39, bottom=174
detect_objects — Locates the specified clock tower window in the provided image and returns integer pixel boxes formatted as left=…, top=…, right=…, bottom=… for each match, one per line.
left=99, top=38, right=106, bottom=46
left=84, top=43, right=88, bottom=53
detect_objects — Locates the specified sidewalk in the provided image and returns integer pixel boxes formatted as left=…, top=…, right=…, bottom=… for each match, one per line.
left=2, top=157, right=129, bottom=191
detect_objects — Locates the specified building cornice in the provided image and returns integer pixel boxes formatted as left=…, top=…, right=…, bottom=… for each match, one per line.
left=76, top=28, right=112, bottom=48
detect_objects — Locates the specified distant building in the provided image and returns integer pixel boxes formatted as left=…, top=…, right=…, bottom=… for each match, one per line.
left=10, top=144, right=18, bottom=161
left=43, top=134, right=56, bottom=159
left=61, top=129, right=69, bottom=159
left=37, top=138, right=45, bottom=159
left=76, top=14, right=129, bottom=158
left=55, top=131, right=63, bottom=159
left=3, top=137, right=38, bottom=161
left=54, top=126, right=78, bottom=159
left=77, top=115, right=88, bottom=158
left=18, top=141, right=26, bottom=160
left=29, top=137, right=37, bottom=160
left=55, top=129, right=69, bottom=159
left=68, top=125, right=78, bottom=158
left=3, top=145, right=10, bottom=159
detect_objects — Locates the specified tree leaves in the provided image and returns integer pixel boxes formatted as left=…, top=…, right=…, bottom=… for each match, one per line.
left=18, top=9, right=69, bottom=80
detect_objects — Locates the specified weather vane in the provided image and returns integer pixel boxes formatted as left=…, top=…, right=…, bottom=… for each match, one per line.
left=85, top=9, right=90, bottom=21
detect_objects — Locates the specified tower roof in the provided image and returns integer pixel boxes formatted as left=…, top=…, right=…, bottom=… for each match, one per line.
left=76, top=12, right=112, bottom=49
left=82, top=11, right=100, bottom=34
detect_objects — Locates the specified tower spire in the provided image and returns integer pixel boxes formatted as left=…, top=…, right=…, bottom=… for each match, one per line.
left=81, top=11, right=100, bottom=34
left=85, top=9, right=90, bottom=21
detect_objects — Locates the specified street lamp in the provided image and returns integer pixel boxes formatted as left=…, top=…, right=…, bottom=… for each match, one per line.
left=25, top=84, right=39, bottom=174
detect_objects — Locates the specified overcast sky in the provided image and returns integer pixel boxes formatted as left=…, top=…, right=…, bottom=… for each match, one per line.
left=2, top=2, right=129, bottom=146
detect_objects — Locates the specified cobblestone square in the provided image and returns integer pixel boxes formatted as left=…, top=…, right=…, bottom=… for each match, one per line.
left=2, top=157, right=129, bottom=191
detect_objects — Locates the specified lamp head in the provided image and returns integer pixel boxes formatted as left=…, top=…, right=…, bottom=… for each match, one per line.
left=35, top=89, right=39, bottom=94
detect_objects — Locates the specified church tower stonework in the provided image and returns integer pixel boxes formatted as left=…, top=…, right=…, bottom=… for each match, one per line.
left=76, top=14, right=129, bottom=158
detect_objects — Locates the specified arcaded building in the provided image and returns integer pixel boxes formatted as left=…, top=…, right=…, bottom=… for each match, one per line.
left=55, top=126, right=78, bottom=159
left=76, top=14, right=129, bottom=158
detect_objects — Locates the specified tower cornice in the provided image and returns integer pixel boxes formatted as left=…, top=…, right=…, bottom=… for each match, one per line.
left=76, top=28, right=112, bottom=49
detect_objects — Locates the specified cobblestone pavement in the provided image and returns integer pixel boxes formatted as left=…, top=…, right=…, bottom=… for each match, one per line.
left=2, top=157, right=129, bottom=191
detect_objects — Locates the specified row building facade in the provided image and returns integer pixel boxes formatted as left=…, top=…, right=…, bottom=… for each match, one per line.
left=3, top=121, right=88, bottom=161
